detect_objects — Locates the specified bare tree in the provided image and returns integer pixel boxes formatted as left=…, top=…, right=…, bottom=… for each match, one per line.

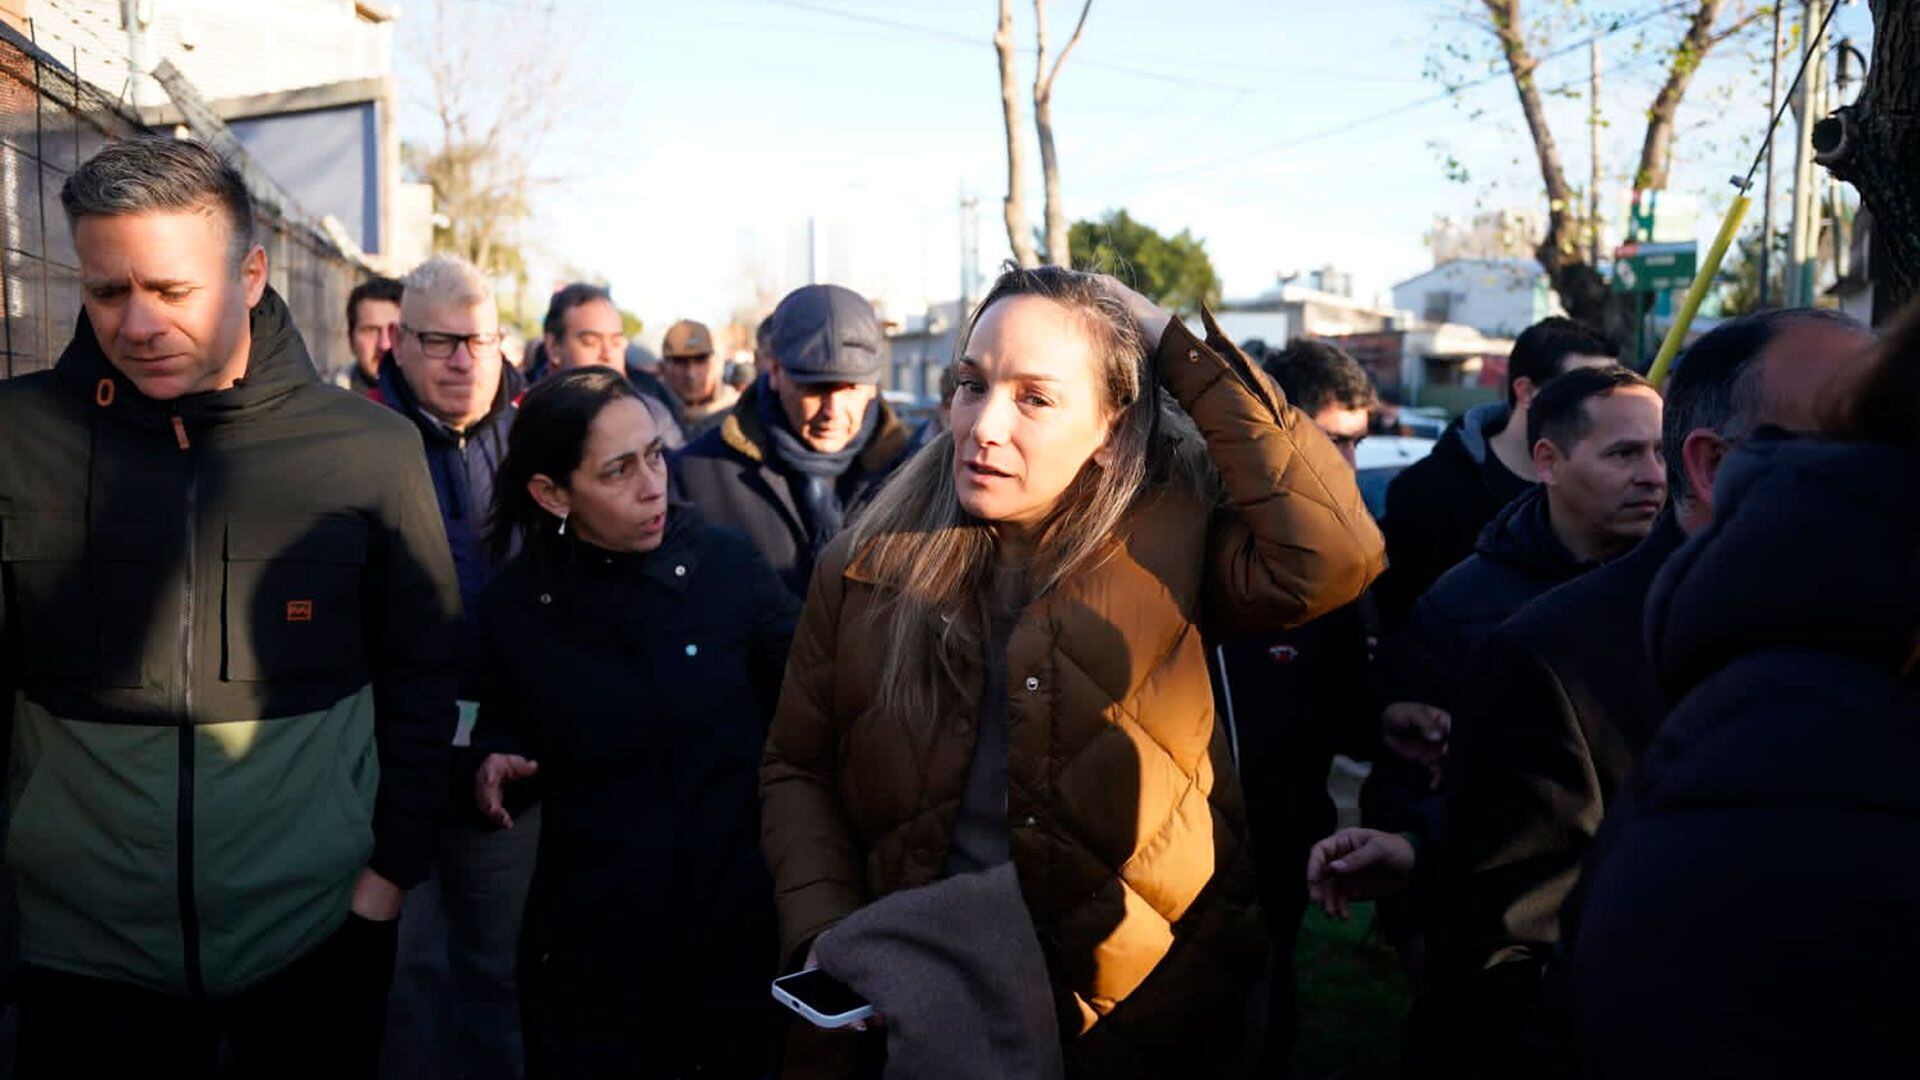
left=404, top=0, right=608, bottom=284
left=1818, top=0, right=1920, bottom=318
left=994, top=0, right=1039, bottom=267
left=1033, top=1, right=1092, bottom=265
left=1474, top=0, right=1762, bottom=342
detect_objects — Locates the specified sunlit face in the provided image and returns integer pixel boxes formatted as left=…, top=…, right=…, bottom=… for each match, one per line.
left=539, top=396, right=670, bottom=554
left=394, top=297, right=502, bottom=430
left=663, top=350, right=720, bottom=405
left=950, top=294, right=1117, bottom=533
left=1313, top=404, right=1370, bottom=469
left=349, top=297, right=400, bottom=380
left=75, top=207, right=267, bottom=401
left=547, top=298, right=627, bottom=371
left=769, top=368, right=879, bottom=455
left=1536, top=385, right=1667, bottom=555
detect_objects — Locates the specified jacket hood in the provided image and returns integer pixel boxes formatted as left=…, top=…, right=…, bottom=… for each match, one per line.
left=53, top=286, right=315, bottom=434
left=1648, top=435, right=1920, bottom=699
left=1433, top=400, right=1510, bottom=469
left=717, top=375, right=910, bottom=474
left=1472, top=482, right=1585, bottom=580
left=375, top=349, right=525, bottom=446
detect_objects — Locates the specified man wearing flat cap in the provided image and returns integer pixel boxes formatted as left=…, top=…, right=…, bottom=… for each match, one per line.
left=672, top=284, right=912, bottom=596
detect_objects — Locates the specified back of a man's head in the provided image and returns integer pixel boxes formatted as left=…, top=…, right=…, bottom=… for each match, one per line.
left=1508, top=316, right=1618, bottom=409
left=1264, top=338, right=1378, bottom=418
left=62, top=138, right=256, bottom=271
left=1663, top=307, right=1873, bottom=522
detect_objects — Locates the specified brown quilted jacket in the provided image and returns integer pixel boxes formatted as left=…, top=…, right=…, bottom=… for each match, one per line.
left=762, top=311, right=1386, bottom=1076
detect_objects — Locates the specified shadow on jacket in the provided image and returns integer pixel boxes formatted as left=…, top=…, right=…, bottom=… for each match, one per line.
left=1569, top=436, right=1920, bottom=1078
left=1364, top=484, right=1594, bottom=856
left=1439, top=511, right=1683, bottom=1076
left=470, top=509, right=800, bottom=1078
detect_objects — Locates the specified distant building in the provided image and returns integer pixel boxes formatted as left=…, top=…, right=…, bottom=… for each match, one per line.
left=1426, top=208, right=1545, bottom=264
left=1391, top=258, right=1563, bottom=339
left=1329, top=324, right=1514, bottom=410
left=1216, top=275, right=1402, bottom=342
left=25, top=0, right=430, bottom=273
left=884, top=299, right=963, bottom=403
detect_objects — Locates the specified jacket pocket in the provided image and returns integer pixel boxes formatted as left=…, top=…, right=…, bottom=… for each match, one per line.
left=1, top=512, right=153, bottom=688
left=222, top=516, right=370, bottom=682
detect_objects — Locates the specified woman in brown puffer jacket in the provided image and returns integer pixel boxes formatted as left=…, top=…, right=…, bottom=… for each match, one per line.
left=761, top=266, right=1386, bottom=1077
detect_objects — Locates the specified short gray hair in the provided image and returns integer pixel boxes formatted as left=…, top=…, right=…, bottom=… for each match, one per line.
left=61, top=137, right=255, bottom=270
left=1662, top=307, right=1865, bottom=507
left=400, top=256, right=495, bottom=320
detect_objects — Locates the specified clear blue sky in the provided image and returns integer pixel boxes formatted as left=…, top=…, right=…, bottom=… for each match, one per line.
left=407, top=0, right=1875, bottom=338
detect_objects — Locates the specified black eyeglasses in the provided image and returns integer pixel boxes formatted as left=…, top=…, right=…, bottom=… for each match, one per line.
left=403, top=324, right=504, bottom=360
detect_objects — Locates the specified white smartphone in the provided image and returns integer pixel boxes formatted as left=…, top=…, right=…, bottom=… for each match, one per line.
left=770, top=968, right=875, bottom=1029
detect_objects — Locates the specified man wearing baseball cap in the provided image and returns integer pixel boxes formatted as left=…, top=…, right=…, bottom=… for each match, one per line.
left=673, top=284, right=912, bottom=596
left=660, top=318, right=740, bottom=440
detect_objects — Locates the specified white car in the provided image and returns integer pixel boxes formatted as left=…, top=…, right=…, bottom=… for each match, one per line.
left=1354, top=435, right=1436, bottom=521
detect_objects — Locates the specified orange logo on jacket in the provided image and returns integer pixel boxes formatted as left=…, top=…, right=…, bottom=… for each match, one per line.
left=286, top=601, right=315, bottom=623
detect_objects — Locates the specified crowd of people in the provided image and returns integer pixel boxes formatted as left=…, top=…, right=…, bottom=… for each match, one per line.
left=0, top=137, right=1913, bottom=1080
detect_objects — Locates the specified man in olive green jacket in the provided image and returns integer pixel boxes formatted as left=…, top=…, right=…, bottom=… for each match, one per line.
left=0, top=138, right=461, bottom=1076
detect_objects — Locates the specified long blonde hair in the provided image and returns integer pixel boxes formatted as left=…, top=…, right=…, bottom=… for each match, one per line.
left=847, top=265, right=1208, bottom=719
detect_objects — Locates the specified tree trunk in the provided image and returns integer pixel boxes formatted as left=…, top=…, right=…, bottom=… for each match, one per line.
left=1484, top=0, right=1742, bottom=350
left=1033, top=0, right=1092, bottom=267
left=1818, top=0, right=1920, bottom=320
left=995, top=0, right=1039, bottom=268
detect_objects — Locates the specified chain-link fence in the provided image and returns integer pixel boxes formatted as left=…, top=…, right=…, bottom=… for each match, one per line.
left=0, top=22, right=366, bottom=381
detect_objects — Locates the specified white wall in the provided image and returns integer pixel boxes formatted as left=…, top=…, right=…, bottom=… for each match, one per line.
left=1393, top=260, right=1560, bottom=338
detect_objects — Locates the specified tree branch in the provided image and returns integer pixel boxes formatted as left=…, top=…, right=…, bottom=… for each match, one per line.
left=1634, top=0, right=1729, bottom=191
left=1037, top=0, right=1093, bottom=103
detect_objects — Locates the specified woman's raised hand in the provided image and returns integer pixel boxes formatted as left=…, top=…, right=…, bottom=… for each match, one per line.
left=1306, top=827, right=1417, bottom=919
left=1092, top=273, right=1174, bottom=354
left=475, top=753, right=540, bottom=829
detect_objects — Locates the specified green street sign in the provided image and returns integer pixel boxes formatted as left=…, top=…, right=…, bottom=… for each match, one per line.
left=1613, top=241, right=1699, bottom=293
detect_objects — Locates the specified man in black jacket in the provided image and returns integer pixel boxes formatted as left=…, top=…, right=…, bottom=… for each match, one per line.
left=673, top=284, right=912, bottom=596
left=0, top=138, right=461, bottom=1076
left=1339, top=364, right=1662, bottom=1077
left=1441, top=308, right=1877, bottom=1077
left=1374, top=318, right=1618, bottom=632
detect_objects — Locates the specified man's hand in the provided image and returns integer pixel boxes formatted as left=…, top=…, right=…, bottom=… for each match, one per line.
left=1092, top=273, right=1174, bottom=354
left=475, top=753, right=539, bottom=829
left=1306, top=827, right=1418, bottom=919
left=350, top=868, right=405, bottom=922
left=1382, top=701, right=1450, bottom=788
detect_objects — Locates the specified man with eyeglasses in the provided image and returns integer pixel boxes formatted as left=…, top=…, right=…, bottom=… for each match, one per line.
left=539, top=282, right=685, bottom=448
left=373, top=256, right=537, bottom=1080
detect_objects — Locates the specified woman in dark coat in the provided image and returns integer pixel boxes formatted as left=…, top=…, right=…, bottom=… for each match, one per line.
left=1569, top=313, right=1920, bottom=1078
left=471, top=368, right=801, bottom=1078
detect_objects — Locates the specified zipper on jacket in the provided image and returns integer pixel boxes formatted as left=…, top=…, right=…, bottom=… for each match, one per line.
left=175, top=423, right=205, bottom=1000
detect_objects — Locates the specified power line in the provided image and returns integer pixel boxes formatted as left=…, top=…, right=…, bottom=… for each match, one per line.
left=1110, top=0, right=1702, bottom=191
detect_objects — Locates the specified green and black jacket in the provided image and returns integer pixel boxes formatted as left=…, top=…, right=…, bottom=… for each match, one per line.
left=0, top=289, right=462, bottom=997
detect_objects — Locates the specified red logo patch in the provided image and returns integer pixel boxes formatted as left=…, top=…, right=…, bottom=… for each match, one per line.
left=1266, top=644, right=1300, bottom=664
left=286, top=601, right=315, bottom=623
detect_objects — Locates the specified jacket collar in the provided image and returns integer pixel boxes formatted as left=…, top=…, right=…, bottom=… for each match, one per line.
left=54, top=285, right=315, bottom=435
left=376, top=352, right=523, bottom=446
left=558, top=504, right=705, bottom=596
left=719, top=376, right=911, bottom=475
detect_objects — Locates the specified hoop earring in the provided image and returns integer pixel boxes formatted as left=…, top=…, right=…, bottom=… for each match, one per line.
left=557, top=513, right=568, bottom=537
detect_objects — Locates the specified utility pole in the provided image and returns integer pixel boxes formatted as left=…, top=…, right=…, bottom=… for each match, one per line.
left=959, top=193, right=980, bottom=315
left=1787, top=0, right=1829, bottom=307
left=1760, top=0, right=1785, bottom=307
left=1589, top=39, right=1604, bottom=267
